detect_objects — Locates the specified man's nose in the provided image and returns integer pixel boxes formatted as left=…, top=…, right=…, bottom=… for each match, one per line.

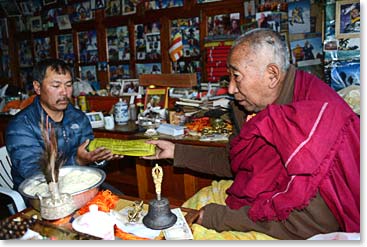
left=228, top=80, right=237, bottom=94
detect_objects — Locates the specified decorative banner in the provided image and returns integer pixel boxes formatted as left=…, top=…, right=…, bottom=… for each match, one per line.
left=169, top=32, right=183, bottom=62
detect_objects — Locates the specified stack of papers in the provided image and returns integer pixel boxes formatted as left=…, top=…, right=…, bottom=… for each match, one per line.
left=156, top=123, right=185, bottom=136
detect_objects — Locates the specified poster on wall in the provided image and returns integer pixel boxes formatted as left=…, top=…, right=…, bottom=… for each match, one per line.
left=288, top=0, right=310, bottom=34
left=78, top=30, right=98, bottom=63
left=335, top=0, right=360, bottom=39
left=328, top=60, right=360, bottom=91
left=290, top=36, right=323, bottom=66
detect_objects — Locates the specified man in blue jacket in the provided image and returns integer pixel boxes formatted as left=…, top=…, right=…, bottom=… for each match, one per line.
left=6, top=59, right=121, bottom=190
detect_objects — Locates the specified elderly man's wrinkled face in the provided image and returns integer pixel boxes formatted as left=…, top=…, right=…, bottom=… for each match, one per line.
left=227, top=45, right=275, bottom=113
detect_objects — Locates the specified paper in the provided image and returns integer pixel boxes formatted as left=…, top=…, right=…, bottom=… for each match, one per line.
left=163, top=208, right=194, bottom=240
left=112, top=207, right=161, bottom=239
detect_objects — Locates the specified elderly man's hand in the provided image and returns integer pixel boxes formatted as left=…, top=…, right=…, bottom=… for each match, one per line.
left=141, top=139, right=175, bottom=160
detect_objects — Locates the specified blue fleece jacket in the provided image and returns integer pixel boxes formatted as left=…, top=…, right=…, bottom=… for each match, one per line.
left=5, top=96, right=94, bottom=190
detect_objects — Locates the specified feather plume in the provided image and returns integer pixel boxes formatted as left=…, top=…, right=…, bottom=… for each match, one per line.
left=39, top=115, right=66, bottom=184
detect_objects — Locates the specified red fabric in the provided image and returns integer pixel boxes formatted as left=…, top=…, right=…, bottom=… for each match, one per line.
left=226, top=70, right=360, bottom=232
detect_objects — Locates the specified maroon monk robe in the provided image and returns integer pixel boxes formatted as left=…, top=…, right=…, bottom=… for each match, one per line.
left=227, top=70, right=360, bottom=232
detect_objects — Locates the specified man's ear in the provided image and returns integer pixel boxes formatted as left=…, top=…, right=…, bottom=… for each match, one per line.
left=33, top=81, right=41, bottom=95
left=266, top=63, right=281, bottom=89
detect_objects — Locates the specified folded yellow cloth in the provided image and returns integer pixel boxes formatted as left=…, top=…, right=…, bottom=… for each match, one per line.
left=182, top=180, right=277, bottom=240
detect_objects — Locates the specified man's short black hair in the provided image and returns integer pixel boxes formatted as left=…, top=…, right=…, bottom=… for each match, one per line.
left=33, top=59, right=73, bottom=83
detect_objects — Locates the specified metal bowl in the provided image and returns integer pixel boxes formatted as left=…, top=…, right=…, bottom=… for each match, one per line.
left=18, top=166, right=106, bottom=212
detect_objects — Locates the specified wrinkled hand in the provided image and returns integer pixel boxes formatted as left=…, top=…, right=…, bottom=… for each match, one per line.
left=141, top=139, right=175, bottom=160
left=76, top=139, right=123, bottom=165
left=196, top=208, right=205, bottom=225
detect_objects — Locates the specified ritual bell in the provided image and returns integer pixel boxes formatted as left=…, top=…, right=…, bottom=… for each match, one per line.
left=142, top=197, right=177, bottom=230
left=142, top=164, right=177, bottom=230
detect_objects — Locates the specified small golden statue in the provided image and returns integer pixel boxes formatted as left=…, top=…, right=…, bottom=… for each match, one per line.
left=152, top=163, right=163, bottom=200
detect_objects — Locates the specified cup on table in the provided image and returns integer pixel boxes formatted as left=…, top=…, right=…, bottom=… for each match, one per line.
left=104, top=115, right=115, bottom=130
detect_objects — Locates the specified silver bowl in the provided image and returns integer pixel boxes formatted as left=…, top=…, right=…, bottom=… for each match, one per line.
left=18, top=166, right=106, bottom=212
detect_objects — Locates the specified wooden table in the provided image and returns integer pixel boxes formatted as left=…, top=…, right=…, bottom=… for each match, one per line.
left=3, top=194, right=200, bottom=240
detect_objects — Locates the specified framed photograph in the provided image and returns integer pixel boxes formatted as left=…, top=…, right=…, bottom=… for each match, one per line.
left=290, top=36, right=323, bottom=66
left=335, top=0, right=360, bottom=39
left=57, top=15, right=72, bottom=30
left=43, top=0, right=57, bottom=5
left=122, top=0, right=136, bottom=15
left=30, top=16, right=42, bottom=32
left=105, top=0, right=121, bottom=16
left=0, top=0, right=22, bottom=17
left=121, top=79, right=143, bottom=96
left=144, top=87, right=168, bottom=110
left=20, top=1, right=33, bottom=15
left=86, top=112, right=104, bottom=128
left=91, top=0, right=106, bottom=10
left=288, top=0, right=311, bottom=34
left=109, top=64, right=131, bottom=81
left=244, top=0, right=255, bottom=20
left=329, top=60, right=360, bottom=91
left=109, top=81, right=123, bottom=96
left=34, top=37, right=51, bottom=62
left=57, top=34, right=74, bottom=64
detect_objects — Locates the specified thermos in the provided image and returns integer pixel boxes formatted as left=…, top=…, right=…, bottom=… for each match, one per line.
left=114, top=98, right=129, bottom=125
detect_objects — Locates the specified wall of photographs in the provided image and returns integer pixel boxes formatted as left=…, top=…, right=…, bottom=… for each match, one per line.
left=0, top=0, right=360, bottom=100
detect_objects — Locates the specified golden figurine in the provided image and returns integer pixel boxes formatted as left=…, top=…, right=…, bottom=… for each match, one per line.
left=152, top=163, right=163, bottom=200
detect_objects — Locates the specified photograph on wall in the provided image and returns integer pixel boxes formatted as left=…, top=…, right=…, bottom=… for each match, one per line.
left=107, top=25, right=130, bottom=61
left=30, top=16, right=42, bottom=32
left=290, top=35, right=323, bottom=66
left=145, top=32, right=161, bottom=60
left=122, top=0, right=136, bottom=15
left=335, top=0, right=360, bottom=39
left=19, top=1, right=33, bottom=15
left=109, top=81, right=123, bottom=96
left=57, top=14, right=72, bottom=30
left=0, top=0, right=22, bottom=17
left=288, top=0, right=310, bottom=34
left=135, top=24, right=146, bottom=60
left=171, top=17, right=200, bottom=58
left=136, top=63, right=161, bottom=76
left=121, top=79, right=143, bottom=95
left=57, top=34, right=75, bottom=64
left=144, top=87, right=168, bottom=110
left=43, top=0, right=57, bottom=5
left=256, top=11, right=285, bottom=33
left=109, top=64, right=130, bottom=81
left=18, top=40, right=33, bottom=67
left=91, top=0, right=106, bottom=10
left=197, top=0, right=221, bottom=3
left=33, top=37, right=51, bottom=62
left=42, top=8, right=62, bottom=29
left=144, top=0, right=184, bottom=10
left=70, top=1, right=94, bottom=23
left=80, top=65, right=99, bottom=90
left=78, top=30, right=98, bottom=63
left=329, top=60, right=360, bottom=91
left=244, top=0, right=256, bottom=20
left=207, top=12, right=240, bottom=37
left=105, top=0, right=121, bottom=16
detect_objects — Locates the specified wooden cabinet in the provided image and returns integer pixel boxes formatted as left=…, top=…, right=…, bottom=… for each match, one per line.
left=0, top=0, right=249, bottom=90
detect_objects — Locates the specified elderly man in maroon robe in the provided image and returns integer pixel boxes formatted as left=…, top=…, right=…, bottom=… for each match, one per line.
left=143, top=28, right=360, bottom=239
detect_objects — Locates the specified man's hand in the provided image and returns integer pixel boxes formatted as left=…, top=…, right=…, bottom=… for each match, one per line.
left=196, top=208, right=205, bottom=225
left=76, top=139, right=123, bottom=165
left=141, top=139, right=175, bottom=160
